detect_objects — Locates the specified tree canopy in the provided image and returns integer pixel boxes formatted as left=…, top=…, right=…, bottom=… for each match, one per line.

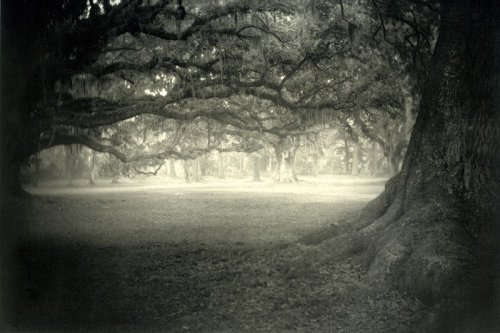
left=2, top=0, right=435, bottom=173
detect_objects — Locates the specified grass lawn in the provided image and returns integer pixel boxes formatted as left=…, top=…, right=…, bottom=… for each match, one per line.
left=9, top=175, right=428, bottom=332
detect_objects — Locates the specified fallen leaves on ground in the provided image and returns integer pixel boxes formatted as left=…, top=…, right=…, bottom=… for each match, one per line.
left=11, top=178, right=428, bottom=332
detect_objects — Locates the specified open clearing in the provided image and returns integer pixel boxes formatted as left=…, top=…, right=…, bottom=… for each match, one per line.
left=10, top=175, right=428, bottom=332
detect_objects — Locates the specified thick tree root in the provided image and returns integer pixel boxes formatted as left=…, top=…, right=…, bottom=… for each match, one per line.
left=364, top=203, right=474, bottom=301
left=299, top=175, right=493, bottom=331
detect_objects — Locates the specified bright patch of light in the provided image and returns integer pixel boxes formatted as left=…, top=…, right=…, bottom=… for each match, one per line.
left=159, top=88, right=167, bottom=96
left=327, top=79, right=331, bottom=83
left=144, top=89, right=157, bottom=96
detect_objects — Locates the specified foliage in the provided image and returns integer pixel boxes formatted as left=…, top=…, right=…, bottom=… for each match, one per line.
left=3, top=0, right=437, bottom=181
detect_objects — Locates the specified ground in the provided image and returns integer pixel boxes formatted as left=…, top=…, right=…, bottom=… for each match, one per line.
left=9, top=175, right=429, bottom=332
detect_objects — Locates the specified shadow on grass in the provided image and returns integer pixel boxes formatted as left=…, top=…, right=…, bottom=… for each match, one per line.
left=12, top=238, right=213, bottom=332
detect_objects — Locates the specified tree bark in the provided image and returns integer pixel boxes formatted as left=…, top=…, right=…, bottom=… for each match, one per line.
left=404, top=96, right=414, bottom=139
left=27, top=155, right=40, bottom=187
left=351, top=141, right=359, bottom=176
left=311, top=136, right=320, bottom=177
left=239, top=154, right=246, bottom=176
left=272, top=137, right=299, bottom=183
left=386, top=150, right=398, bottom=176
left=330, top=145, right=337, bottom=174
left=199, top=156, right=207, bottom=176
left=277, top=148, right=298, bottom=183
left=182, top=160, right=191, bottom=183
left=0, top=155, right=24, bottom=195
left=312, top=153, right=319, bottom=176
left=252, top=155, right=261, bottom=181
left=351, top=1, right=500, bottom=330
left=110, top=155, right=120, bottom=184
left=169, top=159, right=177, bottom=177
left=88, top=150, right=96, bottom=185
left=344, top=137, right=350, bottom=174
left=65, top=146, right=76, bottom=186
left=217, top=153, right=225, bottom=179
left=111, top=174, right=119, bottom=184
left=368, top=141, right=378, bottom=177
left=1, top=3, right=44, bottom=196
left=268, top=152, right=275, bottom=176
left=192, top=157, right=200, bottom=182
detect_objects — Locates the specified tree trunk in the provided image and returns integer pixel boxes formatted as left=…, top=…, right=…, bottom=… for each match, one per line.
left=349, top=2, right=500, bottom=330
left=277, top=148, right=298, bottom=183
left=192, top=158, right=200, bottom=182
left=88, top=150, right=96, bottom=185
left=270, top=137, right=300, bottom=183
left=0, top=155, right=24, bottom=196
left=252, top=155, right=261, bottom=181
left=386, top=150, right=399, bottom=176
left=111, top=174, right=119, bottom=184
left=312, top=139, right=320, bottom=177
left=182, top=160, right=191, bottom=183
left=351, top=142, right=359, bottom=176
left=344, top=137, right=350, bottom=174
left=65, top=146, right=76, bottom=186
left=239, top=154, right=246, bottom=176
left=217, top=153, right=225, bottom=179
left=200, top=156, right=207, bottom=176
left=1, top=5, right=43, bottom=197
left=331, top=145, right=337, bottom=174
left=312, top=153, right=319, bottom=176
left=368, top=141, right=378, bottom=177
left=404, top=96, right=414, bottom=139
left=169, top=159, right=176, bottom=177
left=109, top=155, right=120, bottom=184
left=29, top=155, right=40, bottom=187
left=268, top=152, right=275, bottom=176
left=0, top=136, right=26, bottom=325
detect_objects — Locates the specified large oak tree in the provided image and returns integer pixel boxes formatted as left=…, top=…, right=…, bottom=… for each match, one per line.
left=351, top=0, right=500, bottom=328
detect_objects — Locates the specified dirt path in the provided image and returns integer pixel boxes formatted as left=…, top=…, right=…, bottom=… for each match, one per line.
left=11, top=176, right=427, bottom=332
